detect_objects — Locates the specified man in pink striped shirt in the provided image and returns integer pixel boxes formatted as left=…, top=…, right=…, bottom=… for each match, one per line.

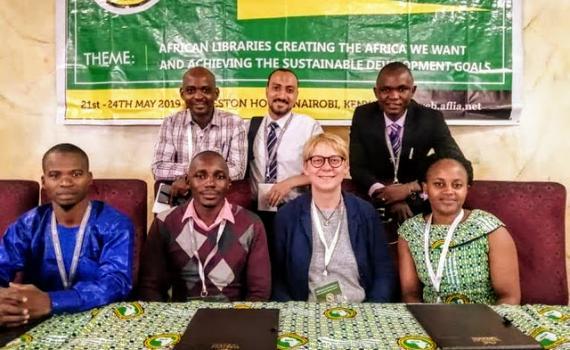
left=151, top=67, right=247, bottom=198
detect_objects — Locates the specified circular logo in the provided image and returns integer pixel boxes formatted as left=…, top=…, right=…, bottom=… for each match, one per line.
left=94, top=0, right=160, bottom=15
left=277, top=333, right=309, bottom=349
left=114, top=302, right=145, bottom=319
left=444, top=293, right=471, bottom=304
left=539, top=307, right=568, bottom=322
left=323, top=307, right=357, bottom=320
left=144, top=333, right=181, bottom=349
left=531, top=327, right=567, bottom=349
left=398, top=335, right=436, bottom=350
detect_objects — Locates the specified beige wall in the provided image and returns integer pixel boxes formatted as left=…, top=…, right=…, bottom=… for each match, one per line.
left=1, top=2, right=569, bottom=290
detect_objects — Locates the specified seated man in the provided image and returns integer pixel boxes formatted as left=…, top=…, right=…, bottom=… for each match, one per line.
left=0, top=144, right=134, bottom=327
left=350, top=61, right=467, bottom=223
left=151, top=66, right=247, bottom=199
left=138, top=151, right=271, bottom=302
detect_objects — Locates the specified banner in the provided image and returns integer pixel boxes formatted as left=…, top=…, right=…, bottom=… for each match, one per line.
left=56, top=0, right=522, bottom=125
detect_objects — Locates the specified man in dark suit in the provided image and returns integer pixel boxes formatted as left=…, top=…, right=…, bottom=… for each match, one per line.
left=350, top=62, right=466, bottom=223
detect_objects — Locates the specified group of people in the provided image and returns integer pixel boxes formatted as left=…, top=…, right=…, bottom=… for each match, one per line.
left=0, top=61, right=520, bottom=327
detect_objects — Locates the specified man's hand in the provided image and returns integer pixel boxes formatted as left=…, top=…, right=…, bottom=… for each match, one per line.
left=389, top=201, right=413, bottom=223
left=9, top=283, right=51, bottom=320
left=169, top=176, right=190, bottom=200
left=265, top=180, right=293, bottom=207
left=376, top=183, right=412, bottom=204
left=0, top=287, right=28, bottom=327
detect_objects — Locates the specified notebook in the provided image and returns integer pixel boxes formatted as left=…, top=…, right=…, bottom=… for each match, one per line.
left=174, top=308, right=279, bottom=350
left=407, top=304, right=541, bottom=349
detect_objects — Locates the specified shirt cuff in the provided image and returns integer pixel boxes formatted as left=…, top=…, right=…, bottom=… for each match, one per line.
left=368, top=182, right=385, bottom=197
left=48, top=289, right=82, bottom=314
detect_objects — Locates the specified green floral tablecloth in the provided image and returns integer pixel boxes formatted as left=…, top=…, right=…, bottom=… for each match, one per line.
left=2, top=302, right=569, bottom=349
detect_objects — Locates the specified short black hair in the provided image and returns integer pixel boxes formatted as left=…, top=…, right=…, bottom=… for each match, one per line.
left=188, top=150, right=229, bottom=174
left=266, top=68, right=299, bottom=86
left=42, top=143, right=89, bottom=171
left=419, top=152, right=474, bottom=185
left=183, top=66, right=217, bottom=87
left=377, top=61, right=413, bottom=84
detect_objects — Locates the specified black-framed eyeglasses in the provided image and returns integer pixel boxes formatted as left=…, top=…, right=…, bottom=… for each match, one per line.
left=307, top=155, right=345, bottom=168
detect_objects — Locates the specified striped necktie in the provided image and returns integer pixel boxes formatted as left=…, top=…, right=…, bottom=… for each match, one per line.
left=265, top=122, right=279, bottom=183
left=388, top=123, right=402, bottom=158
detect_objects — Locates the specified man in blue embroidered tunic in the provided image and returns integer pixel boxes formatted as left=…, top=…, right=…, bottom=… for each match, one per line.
left=0, top=144, right=134, bottom=327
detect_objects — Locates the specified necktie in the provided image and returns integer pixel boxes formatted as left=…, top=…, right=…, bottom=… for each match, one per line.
left=388, top=123, right=402, bottom=158
left=265, top=122, right=279, bottom=183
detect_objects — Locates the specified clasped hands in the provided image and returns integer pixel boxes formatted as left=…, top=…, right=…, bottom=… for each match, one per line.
left=0, top=283, right=51, bottom=328
left=372, top=182, right=420, bottom=223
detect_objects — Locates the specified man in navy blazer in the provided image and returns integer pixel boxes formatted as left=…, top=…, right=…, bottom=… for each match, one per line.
left=349, top=62, right=466, bottom=222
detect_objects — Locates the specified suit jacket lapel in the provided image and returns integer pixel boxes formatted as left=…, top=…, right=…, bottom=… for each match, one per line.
left=300, top=195, right=313, bottom=247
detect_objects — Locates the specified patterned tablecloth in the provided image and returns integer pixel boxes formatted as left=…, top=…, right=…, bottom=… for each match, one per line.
left=2, top=302, right=569, bottom=350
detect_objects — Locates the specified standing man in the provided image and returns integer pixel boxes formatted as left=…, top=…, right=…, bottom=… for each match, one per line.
left=350, top=62, right=466, bottom=223
left=152, top=66, right=248, bottom=198
left=0, top=144, right=133, bottom=327
left=248, top=69, right=322, bottom=235
left=138, top=151, right=271, bottom=302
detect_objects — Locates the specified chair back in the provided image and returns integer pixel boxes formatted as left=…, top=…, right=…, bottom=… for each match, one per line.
left=0, top=180, right=40, bottom=237
left=154, top=179, right=254, bottom=210
left=465, top=180, right=568, bottom=305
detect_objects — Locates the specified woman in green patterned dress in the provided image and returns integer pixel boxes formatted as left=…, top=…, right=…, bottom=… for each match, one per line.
left=398, top=154, right=520, bottom=304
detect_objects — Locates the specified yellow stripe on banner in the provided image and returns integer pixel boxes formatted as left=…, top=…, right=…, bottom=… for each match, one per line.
left=65, top=88, right=376, bottom=121
left=237, top=0, right=485, bottom=21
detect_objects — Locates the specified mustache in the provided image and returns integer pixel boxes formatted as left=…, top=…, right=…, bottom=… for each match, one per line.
left=272, top=99, right=288, bottom=104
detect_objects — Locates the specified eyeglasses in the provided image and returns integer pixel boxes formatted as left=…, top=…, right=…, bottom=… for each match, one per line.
left=307, top=155, right=345, bottom=168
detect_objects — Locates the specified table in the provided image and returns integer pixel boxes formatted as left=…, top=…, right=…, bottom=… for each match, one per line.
left=2, top=302, right=569, bottom=349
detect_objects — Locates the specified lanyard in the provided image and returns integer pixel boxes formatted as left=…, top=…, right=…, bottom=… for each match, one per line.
left=264, top=114, right=293, bottom=173
left=50, top=202, right=92, bottom=290
left=311, top=200, right=344, bottom=276
left=190, top=219, right=227, bottom=297
left=384, top=128, right=402, bottom=184
left=423, top=209, right=464, bottom=300
left=186, top=111, right=194, bottom=161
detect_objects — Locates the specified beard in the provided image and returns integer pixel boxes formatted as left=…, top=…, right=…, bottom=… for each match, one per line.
left=269, top=99, right=292, bottom=117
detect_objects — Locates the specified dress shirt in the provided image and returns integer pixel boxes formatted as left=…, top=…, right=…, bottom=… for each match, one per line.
left=0, top=201, right=134, bottom=314
left=368, top=112, right=407, bottom=197
left=249, top=112, right=323, bottom=201
left=151, top=108, right=247, bottom=181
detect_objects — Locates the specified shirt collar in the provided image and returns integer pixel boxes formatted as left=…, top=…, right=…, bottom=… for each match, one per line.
left=182, top=198, right=235, bottom=231
left=266, top=111, right=293, bottom=128
left=384, top=110, right=407, bottom=128
left=185, top=108, right=220, bottom=127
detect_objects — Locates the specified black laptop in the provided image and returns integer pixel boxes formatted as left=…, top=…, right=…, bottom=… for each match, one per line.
left=174, top=308, right=279, bottom=350
left=407, top=304, right=541, bottom=349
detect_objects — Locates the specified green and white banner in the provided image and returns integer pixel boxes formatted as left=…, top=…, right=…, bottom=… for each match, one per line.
left=56, top=0, right=522, bottom=125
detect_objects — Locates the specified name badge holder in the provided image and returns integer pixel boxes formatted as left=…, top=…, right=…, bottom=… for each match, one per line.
left=423, top=209, right=464, bottom=302
left=50, top=202, right=92, bottom=289
left=190, top=219, right=227, bottom=298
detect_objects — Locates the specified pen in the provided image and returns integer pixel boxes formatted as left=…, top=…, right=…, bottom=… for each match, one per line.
left=409, top=147, right=414, bottom=159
